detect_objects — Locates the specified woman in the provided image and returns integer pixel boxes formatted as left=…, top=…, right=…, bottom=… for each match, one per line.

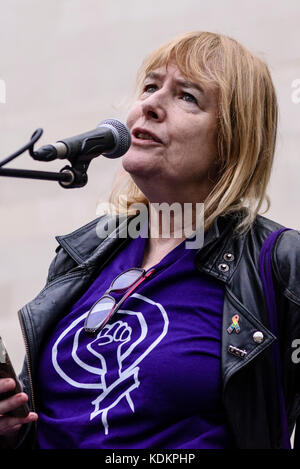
left=0, top=31, right=299, bottom=449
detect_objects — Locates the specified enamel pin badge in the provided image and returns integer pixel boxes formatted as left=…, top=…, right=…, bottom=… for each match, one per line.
left=228, top=344, right=247, bottom=358
left=227, top=314, right=240, bottom=334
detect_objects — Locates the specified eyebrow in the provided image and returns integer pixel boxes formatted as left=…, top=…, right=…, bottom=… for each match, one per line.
left=144, top=71, right=205, bottom=94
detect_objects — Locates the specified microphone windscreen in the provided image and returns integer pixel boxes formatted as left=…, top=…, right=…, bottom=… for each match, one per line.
left=99, top=119, right=131, bottom=159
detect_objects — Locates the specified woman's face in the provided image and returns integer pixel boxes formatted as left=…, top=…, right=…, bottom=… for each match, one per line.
left=123, top=63, right=219, bottom=202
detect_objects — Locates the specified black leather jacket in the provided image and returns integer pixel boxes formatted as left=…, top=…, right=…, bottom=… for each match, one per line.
left=13, top=212, right=300, bottom=448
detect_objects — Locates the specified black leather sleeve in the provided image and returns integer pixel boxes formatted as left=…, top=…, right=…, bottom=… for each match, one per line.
left=273, top=229, right=300, bottom=448
left=273, top=229, right=300, bottom=306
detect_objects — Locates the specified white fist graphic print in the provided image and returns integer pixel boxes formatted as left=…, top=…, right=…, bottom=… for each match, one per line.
left=52, top=293, right=169, bottom=434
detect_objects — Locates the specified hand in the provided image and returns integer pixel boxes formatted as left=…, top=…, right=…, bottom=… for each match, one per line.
left=0, top=378, right=38, bottom=436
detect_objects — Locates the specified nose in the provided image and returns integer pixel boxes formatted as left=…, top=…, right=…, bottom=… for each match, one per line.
left=140, top=89, right=167, bottom=122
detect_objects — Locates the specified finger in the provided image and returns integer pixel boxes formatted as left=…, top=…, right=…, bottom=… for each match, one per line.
left=96, top=336, right=113, bottom=345
left=0, top=412, right=38, bottom=435
left=4, top=423, right=22, bottom=435
left=0, top=392, right=28, bottom=415
left=114, top=323, right=131, bottom=341
left=0, top=378, right=16, bottom=393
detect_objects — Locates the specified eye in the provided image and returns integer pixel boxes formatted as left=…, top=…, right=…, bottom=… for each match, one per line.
left=143, top=84, right=158, bottom=94
left=181, top=92, right=198, bottom=104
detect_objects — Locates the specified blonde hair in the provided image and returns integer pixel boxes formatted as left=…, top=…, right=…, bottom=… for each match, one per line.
left=109, top=31, right=278, bottom=234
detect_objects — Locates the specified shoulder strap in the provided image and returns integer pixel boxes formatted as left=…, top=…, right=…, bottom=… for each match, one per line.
left=259, top=227, right=291, bottom=449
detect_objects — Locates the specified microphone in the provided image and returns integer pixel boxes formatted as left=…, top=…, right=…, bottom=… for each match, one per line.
left=31, top=118, right=131, bottom=162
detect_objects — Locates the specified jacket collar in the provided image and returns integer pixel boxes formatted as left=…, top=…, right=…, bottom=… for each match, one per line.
left=55, top=215, right=130, bottom=265
left=195, top=212, right=247, bottom=284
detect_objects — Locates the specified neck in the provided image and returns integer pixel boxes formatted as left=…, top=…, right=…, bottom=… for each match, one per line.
left=147, top=201, right=202, bottom=239
left=139, top=201, right=204, bottom=270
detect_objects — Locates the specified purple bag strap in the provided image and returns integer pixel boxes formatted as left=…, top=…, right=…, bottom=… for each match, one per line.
left=259, top=227, right=291, bottom=449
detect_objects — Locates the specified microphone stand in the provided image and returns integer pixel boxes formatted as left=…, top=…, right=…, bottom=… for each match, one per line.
left=0, top=129, right=89, bottom=188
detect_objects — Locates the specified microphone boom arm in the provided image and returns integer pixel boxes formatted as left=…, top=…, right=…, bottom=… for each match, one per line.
left=0, top=129, right=89, bottom=188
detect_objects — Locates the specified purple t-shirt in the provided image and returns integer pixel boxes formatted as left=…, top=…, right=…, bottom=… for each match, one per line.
left=37, top=233, right=230, bottom=449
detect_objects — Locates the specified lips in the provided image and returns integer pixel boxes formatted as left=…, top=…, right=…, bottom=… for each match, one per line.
left=132, top=127, right=163, bottom=144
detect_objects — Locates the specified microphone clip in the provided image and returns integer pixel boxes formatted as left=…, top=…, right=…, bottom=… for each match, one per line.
left=59, top=162, right=89, bottom=189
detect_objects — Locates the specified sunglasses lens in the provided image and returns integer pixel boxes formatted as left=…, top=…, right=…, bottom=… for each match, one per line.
left=111, top=269, right=143, bottom=290
left=85, top=297, right=115, bottom=330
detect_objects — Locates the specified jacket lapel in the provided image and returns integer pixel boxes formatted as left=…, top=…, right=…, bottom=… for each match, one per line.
left=221, top=287, right=276, bottom=389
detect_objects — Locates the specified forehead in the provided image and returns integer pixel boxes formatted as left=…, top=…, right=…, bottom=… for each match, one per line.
left=145, top=63, right=193, bottom=82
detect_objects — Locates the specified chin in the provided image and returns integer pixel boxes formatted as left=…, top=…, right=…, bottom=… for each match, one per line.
left=122, top=151, right=157, bottom=178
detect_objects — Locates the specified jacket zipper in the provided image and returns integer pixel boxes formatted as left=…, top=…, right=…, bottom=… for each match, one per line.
left=18, top=309, right=36, bottom=414
left=16, top=269, right=90, bottom=417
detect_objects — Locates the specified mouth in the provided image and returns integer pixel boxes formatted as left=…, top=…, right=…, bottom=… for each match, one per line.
left=132, top=128, right=163, bottom=145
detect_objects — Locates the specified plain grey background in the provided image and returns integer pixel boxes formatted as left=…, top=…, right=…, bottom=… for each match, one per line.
left=0, top=0, right=299, bottom=377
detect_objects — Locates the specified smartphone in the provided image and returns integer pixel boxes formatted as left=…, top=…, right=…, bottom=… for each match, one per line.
left=0, top=336, right=30, bottom=418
